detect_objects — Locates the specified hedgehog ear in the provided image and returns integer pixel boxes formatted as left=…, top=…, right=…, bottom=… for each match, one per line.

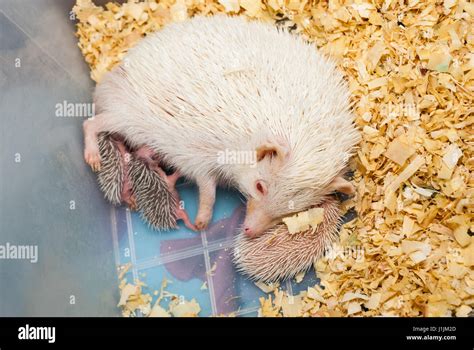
left=256, top=139, right=289, bottom=164
left=328, top=176, right=355, bottom=195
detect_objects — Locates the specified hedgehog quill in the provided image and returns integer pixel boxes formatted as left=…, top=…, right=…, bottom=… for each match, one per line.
left=96, top=132, right=195, bottom=231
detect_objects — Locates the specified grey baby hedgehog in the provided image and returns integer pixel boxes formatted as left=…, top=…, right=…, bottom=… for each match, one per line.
left=96, top=133, right=194, bottom=230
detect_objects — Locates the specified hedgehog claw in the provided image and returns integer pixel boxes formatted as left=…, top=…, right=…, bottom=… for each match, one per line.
left=195, top=221, right=207, bottom=231
left=85, top=149, right=101, bottom=172
left=194, top=216, right=210, bottom=231
left=126, top=195, right=137, bottom=211
left=176, top=208, right=197, bottom=231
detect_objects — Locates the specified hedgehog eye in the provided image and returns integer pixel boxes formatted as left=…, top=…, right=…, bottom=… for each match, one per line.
left=255, top=180, right=267, bottom=196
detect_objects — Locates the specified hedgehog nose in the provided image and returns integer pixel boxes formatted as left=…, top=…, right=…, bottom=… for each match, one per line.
left=244, top=227, right=252, bottom=237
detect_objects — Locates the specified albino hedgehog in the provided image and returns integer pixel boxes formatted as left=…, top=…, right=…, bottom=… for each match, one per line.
left=84, top=15, right=360, bottom=237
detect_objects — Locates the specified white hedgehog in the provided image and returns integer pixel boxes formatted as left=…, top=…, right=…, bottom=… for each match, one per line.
left=84, top=15, right=360, bottom=237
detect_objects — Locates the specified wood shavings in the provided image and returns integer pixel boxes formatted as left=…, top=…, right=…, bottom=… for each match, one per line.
left=240, top=0, right=263, bottom=17
left=117, top=262, right=132, bottom=280
left=427, top=46, right=452, bottom=72
left=411, top=183, right=437, bottom=197
left=384, top=135, right=417, bottom=166
left=170, top=0, right=189, bottom=22
left=279, top=292, right=304, bottom=317
left=401, top=240, right=432, bottom=264
left=341, top=292, right=369, bottom=303
left=149, top=303, right=171, bottom=317
left=439, top=143, right=463, bottom=179
left=74, top=0, right=474, bottom=317
left=294, top=270, right=305, bottom=283
left=117, top=274, right=201, bottom=317
left=425, top=299, right=450, bottom=317
left=367, top=77, right=388, bottom=90
left=306, top=287, right=326, bottom=303
left=453, top=226, right=471, bottom=247
left=258, top=295, right=281, bottom=317
left=117, top=281, right=153, bottom=317
left=168, top=298, right=201, bottom=317
left=455, top=305, right=472, bottom=317
left=364, top=293, right=382, bottom=310
left=207, top=262, right=217, bottom=276
left=118, top=283, right=139, bottom=307
left=350, top=2, right=375, bottom=19
left=218, top=0, right=240, bottom=13
left=385, top=155, right=425, bottom=194
left=346, top=302, right=362, bottom=315
left=255, top=281, right=279, bottom=293
left=282, top=207, right=324, bottom=234
left=461, top=238, right=474, bottom=267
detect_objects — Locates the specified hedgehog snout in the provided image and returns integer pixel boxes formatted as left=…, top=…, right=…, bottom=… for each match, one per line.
left=243, top=198, right=276, bottom=238
left=242, top=218, right=276, bottom=238
left=243, top=226, right=253, bottom=237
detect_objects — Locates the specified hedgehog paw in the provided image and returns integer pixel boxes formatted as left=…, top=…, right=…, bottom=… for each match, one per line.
left=176, top=208, right=197, bottom=231
left=195, top=213, right=211, bottom=231
left=84, top=148, right=101, bottom=172
left=125, top=195, right=137, bottom=211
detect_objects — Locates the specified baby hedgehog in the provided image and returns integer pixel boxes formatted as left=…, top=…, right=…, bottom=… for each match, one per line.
left=96, top=132, right=134, bottom=207
left=96, top=132, right=195, bottom=231
left=129, top=146, right=195, bottom=230
left=233, top=196, right=341, bottom=282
